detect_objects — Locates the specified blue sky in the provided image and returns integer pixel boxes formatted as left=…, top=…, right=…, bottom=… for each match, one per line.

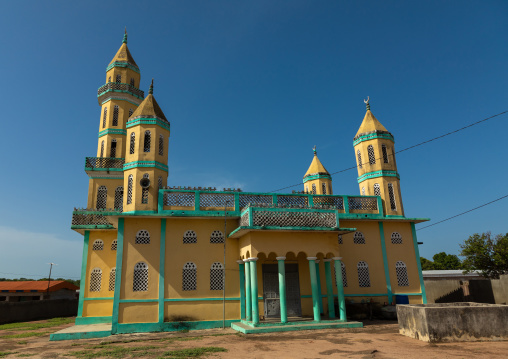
left=1, top=1, right=507, bottom=280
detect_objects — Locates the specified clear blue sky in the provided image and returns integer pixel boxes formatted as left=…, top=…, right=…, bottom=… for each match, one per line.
left=1, top=1, right=507, bottom=280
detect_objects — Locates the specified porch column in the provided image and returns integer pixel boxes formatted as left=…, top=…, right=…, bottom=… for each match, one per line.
left=323, top=259, right=336, bottom=319
left=237, top=260, right=246, bottom=320
left=243, top=259, right=252, bottom=322
left=307, top=257, right=321, bottom=322
left=315, top=260, right=324, bottom=315
left=333, top=257, right=346, bottom=321
left=249, top=257, right=260, bottom=325
left=276, top=256, right=288, bottom=324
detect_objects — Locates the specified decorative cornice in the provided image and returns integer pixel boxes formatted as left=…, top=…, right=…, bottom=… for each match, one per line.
left=353, top=131, right=395, bottom=146
left=98, top=129, right=127, bottom=138
left=123, top=160, right=168, bottom=172
left=126, top=117, right=171, bottom=132
left=106, top=61, right=140, bottom=74
left=101, top=97, right=142, bottom=107
left=357, top=170, right=400, bottom=184
left=302, top=173, right=332, bottom=184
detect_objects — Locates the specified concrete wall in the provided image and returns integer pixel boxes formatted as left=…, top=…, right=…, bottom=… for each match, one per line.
left=0, top=299, right=78, bottom=324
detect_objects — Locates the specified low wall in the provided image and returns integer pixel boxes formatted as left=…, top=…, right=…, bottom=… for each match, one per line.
left=0, top=299, right=78, bottom=324
left=397, top=302, right=508, bottom=342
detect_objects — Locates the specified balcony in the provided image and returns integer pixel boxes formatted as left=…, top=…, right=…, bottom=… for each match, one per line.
left=71, top=208, right=120, bottom=232
left=97, top=82, right=145, bottom=102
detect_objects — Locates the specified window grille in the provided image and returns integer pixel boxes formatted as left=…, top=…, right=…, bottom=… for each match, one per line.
left=144, top=131, right=151, bottom=152
left=362, top=187, right=365, bottom=196
left=100, top=140, right=104, bottom=158
left=108, top=268, right=116, bottom=291
left=114, top=186, right=123, bottom=211
left=158, top=176, right=163, bottom=189
left=312, top=184, right=316, bottom=195
left=159, top=135, right=164, bottom=155
left=102, top=107, right=107, bottom=128
left=388, top=183, right=397, bottom=210
left=96, top=186, right=107, bottom=209
left=141, top=174, right=149, bottom=204
left=357, top=150, right=362, bottom=168
left=368, top=145, right=376, bottom=165
left=338, top=234, right=342, bottom=244
left=92, top=239, right=104, bottom=251
left=210, top=230, right=224, bottom=243
left=382, top=144, right=389, bottom=163
left=89, top=268, right=102, bottom=292
left=374, top=183, right=381, bottom=196
left=322, top=183, right=327, bottom=195
left=210, top=262, right=224, bottom=290
left=129, top=109, right=133, bottom=118
left=130, top=133, right=135, bottom=154
left=183, top=230, right=197, bottom=244
left=357, top=261, right=371, bottom=287
left=391, top=232, right=402, bottom=244
left=183, top=262, right=197, bottom=291
left=112, top=106, right=119, bottom=126
left=111, top=239, right=117, bottom=250
left=110, top=139, right=117, bottom=158
left=116, top=75, right=121, bottom=83
left=341, top=262, right=348, bottom=287
left=130, top=78, right=135, bottom=86
left=133, top=262, right=148, bottom=292
left=353, top=231, right=365, bottom=244
left=395, top=261, right=409, bottom=286
left=108, top=76, right=111, bottom=83
left=136, top=230, right=150, bottom=244
left=127, top=175, right=133, bottom=204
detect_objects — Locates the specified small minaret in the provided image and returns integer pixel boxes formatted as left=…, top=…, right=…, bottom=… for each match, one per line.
left=123, top=79, right=170, bottom=212
left=353, top=98, right=404, bottom=216
left=303, top=147, right=333, bottom=195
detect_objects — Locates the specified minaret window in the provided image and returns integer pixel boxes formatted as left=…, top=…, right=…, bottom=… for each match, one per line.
left=210, top=230, right=224, bottom=243
left=129, top=109, right=133, bottom=118
left=111, top=239, right=117, bottom=250
left=114, top=186, right=123, bottom=211
left=159, top=135, right=164, bottom=156
left=130, top=78, right=135, bottom=86
left=96, top=186, right=107, bottom=209
left=353, top=231, right=365, bottom=244
left=341, top=262, right=348, bottom=287
left=135, top=230, right=150, bottom=244
left=102, top=108, right=107, bottom=128
left=395, top=261, right=409, bottom=286
left=183, top=230, right=197, bottom=244
left=108, top=76, right=111, bottom=83
left=130, top=133, right=135, bottom=154
left=388, top=183, right=397, bottom=210
left=210, top=262, right=224, bottom=290
left=100, top=140, right=104, bottom=157
left=357, top=150, right=363, bottom=169
left=361, top=187, right=365, bottom=196
left=391, top=232, right=402, bottom=244
left=89, top=268, right=102, bottom=292
left=115, top=75, right=121, bottom=83
left=382, top=144, right=389, bottom=163
left=374, top=183, right=381, bottom=196
left=144, top=131, right=151, bottom=152
left=141, top=173, right=149, bottom=204
left=112, top=106, right=119, bottom=126
left=92, top=239, right=104, bottom=251
left=367, top=145, right=376, bottom=165
left=127, top=175, right=133, bottom=204
left=110, top=139, right=117, bottom=158
left=183, top=262, right=197, bottom=291
left=133, top=262, right=148, bottom=292
left=312, top=184, right=316, bottom=195
left=158, top=176, right=163, bottom=189
left=108, top=268, right=116, bottom=291
left=338, top=234, right=342, bottom=244
left=357, top=261, right=371, bottom=287
left=322, top=183, right=327, bottom=195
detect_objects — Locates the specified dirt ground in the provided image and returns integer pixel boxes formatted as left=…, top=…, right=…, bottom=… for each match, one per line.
left=0, top=318, right=507, bottom=358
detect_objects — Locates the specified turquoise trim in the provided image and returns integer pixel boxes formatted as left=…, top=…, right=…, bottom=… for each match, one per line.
left=83, top=297, right=113, bottom=301
left=244, top=261, right=252, bottom=322
left=106, top=61, right=140, bottom=74
left=277, top=259, right=288, bottom=323
left=98, top=129, right=127, bottom=138
left=250, top=260, right=260, bottom=325
left=111, top=218, right=124, bottom=334
left=324, top=261, right=335, bottom=319
left=75, top=316, right=112, bottom=325
left=76, top=231, right=89, bottom=318
left=303, top=173, right=332, bottom=184
left=232, top=320, right=362, bottom=334
left=101, top=97, right=141, bottom=107
left=50, top=329, right=111, bottom=341
left=115, top=320, right=238, bottom=334
left=378, top=222, right=393, bottom=304
left=119, top=299, right=158, bottom=303
left=120, top=210, right=157, bottom=215
left=315, top=262, right=323, bottom=314
left=98, top=88, right=143, bottom=101
left=308, top=259, right=321, bottom=322
left=126, top=117, right=171, bottom=132
left=411, top=222, right=427, bottom=304
left=159, top=219, right=166, bottom=323
left=164, top=297, right=243, bottom=302
left=357, top=170, right=400, bottom=184
left=71, top=225, right=115, bottom=230
left=353, top=132, right=394, bottom=146
left=123, top=160, right=168, bottom=172
left=238, top=262, right=246, bottom=320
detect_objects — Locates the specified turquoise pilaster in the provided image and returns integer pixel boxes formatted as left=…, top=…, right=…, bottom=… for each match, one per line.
left=315, top=261, right=324, bottom=314
left=378, top=222, right=393, bottom=304
left=158, top=219, right=166, bottom=323
left=307, top=257, right=321, bottom=322
left=277, top=256, right=288, bottom=323
left=237, top=260, right=246, bottom=320
left=244, top=259, right=252, bottom=321
left=411, top=222, right=427, bottom=303
left=333, top=257, right=346, bottom=321
left=76, top=231, right=89, bottom=319
left=111, top=218, right=124, bottom=334
left=323, top=259, right=335, bottom=319
left=249, top=258, right=260, bottom=325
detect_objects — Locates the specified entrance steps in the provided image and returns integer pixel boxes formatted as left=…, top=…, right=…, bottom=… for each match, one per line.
left=231, top=319, right=363, bottom=334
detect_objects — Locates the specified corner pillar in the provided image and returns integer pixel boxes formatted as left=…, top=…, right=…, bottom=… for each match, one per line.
left=237, top=260, right=246, bottom=320
left=249, top=257, right=260, bottom=325
left=323, top=259, right=335, bottom=319
left=307, top=257, right=321, bottom=322
left=276, top=256, right=288, bottom=323
left=243, top=259, right=252, bottom=322
left=333, top=257, right=346, bottom=321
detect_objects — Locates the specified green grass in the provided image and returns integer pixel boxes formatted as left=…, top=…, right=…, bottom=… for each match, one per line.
left=0, top=317, right=74, bottom=332
left=16, top=341, right=28, bottom=345
left=69, top=345, right=159, bottom=359
left=160, top=347, right=228, bottom=358
left=16, top=354, right=35, bottom=357
left=0, top=352, right=17, bottom=358
left=1, top=331, right=50, bottom=339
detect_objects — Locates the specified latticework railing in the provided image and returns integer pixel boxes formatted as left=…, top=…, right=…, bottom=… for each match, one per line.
left=347, top=196, right=378, bottom=211
left=200, top=193, right=235, bottom=208
left=313, top=196, right=344, bottom=209
left=163, top=192, right=195, bottom=207
left=97, top=82, right=144, bottom=99
left=85, top=157, right=125, bottom=170
left=250, top=208, right=337, bottom=228
left=71, top=209, right=119, bottom=228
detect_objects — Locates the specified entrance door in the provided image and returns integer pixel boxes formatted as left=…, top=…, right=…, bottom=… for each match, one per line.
left=262, top=263, right=302, bottom=318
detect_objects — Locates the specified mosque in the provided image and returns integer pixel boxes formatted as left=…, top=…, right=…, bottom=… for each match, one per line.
left=67, top=31, right=428, bottom=337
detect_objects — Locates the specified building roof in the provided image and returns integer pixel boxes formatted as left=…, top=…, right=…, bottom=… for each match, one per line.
left=354, top=109, right=390, bottom=139
left=108, top=35, right=138, bottom=69
left=422, top=270, right=483, bottom=280
left=303, top=151, right=330, bottom=179
left=0, top=281, right=79, bottom=293
left=130, top=80, right=168, bottom=122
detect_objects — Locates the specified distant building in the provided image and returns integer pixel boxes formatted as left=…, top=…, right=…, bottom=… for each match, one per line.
left=0, top=281, right=79, bottom=302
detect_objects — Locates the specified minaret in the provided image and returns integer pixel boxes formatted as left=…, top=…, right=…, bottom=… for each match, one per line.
left=86, top=30, right=144, bottom=211
left=123, top=79, right=170, bottom=213
left=353, top=98, right=404, bottom=216
left=303, top=147, right=333, bottom=195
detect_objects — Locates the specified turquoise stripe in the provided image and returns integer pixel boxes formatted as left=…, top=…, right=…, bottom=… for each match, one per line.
left=378, top=222, right=393, bottom=304
left=303, top=173, right=332, bottom=183
left=357, top=170, right=400, bottom=184
left=76, top=231, right=89, bottom=318
left=411, top=222, right=427, bottom=304
left=126, top=117, right=171, bottom=132
left=353, top=132, right=394, bottom=146
left=123, top=160, right=168, bottom=172
left=159, top=219, right=166, bottom=323
left=111, top=218, right=124, bottom=334
left=101, top=97, right=141, bottom=107
left=106, top=61, right=140, bottom=73
left=98, top=129, right=127, bottom=138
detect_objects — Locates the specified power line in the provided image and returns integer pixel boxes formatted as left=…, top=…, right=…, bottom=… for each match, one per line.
left=417, top=194, right=508, bottom=231
left=270, top=110, right=508, bottom=193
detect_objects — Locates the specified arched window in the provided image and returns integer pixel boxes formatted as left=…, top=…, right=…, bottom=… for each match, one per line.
left=100, top=140, right=104, bottom=158
left=353, top=231, right=365, bottom=244
left=110, top=139, right=117, bottom=158
left=89, top=268, right=102, bottom=292
left=210, top=230, right=224, bottom=243
left=382, top=144, right=389, bottom=163
left=391, top=232, right=402, bottom=244
left=102, top=107, right=107, bottom=128
left=388, top=183, right=397, bottom=210
left=133, top=262, right=148, bottom=291
left=367, top=145, right=376, bottom=165
left=210, top=262, right=224, bottom=290
left=338, top=234, right=342, bottom=244
left=135, top=230, right=150, bottom=244
left=322, top=183, right=327, bottom=195
left=129, top=109, right=133, bottom=118
left=357, top=261, right=371, bottom=287
left=108, top=268, right=116, bottom=291
left=114, top=186, right=123, bottom=211
left=312, top=184, right=316, bottom=195
left=373, top=183, right=381, bottom=196
left=141, top=173, right=149, bottom=204
left=130, top=133, right=135, bottom=154
left=158, top=176, right=163, bottom=189
left=115, top=75, right=121, bottom=83
left=395, top=261, right=409, bottom=286
left=111, top=239, right=117, bottom=250
left=183, top=262, right=197, bottom=291
left=183, top=230, right=197, bottom=244
left=130, top=78, right=135, bottom=86
left=357, top=150, right=363, bottom=169
left=127, top=175, right=133, bottom=204
left=92, top=239, right=104, bottom=251
left=159, top=135, right=164, bottom=155
left=361, top=187, right=365, bottom=196
left=112, top=105, right=119, bottom=126
left=340, top=262, right=348, bottom=287
left=144, top=131, right=151, bottom=152
left=108, top=76, right=111, bottom=83
left=96, top=186, right=107, bottom=209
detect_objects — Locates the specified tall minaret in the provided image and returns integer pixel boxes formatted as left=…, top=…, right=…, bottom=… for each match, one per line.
left=86, top=30, right=144, bottom=211
left=353, top=98, right=404, bottom=216
left=303, top=147, right=333, bottom=195
left=123, top=79, right=170, bottom=213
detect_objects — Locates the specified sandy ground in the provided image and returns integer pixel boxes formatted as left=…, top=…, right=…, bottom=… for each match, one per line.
left=1, top=318, right=507, bottom=358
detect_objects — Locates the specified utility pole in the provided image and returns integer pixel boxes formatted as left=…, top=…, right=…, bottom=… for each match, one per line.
left=223, top=200, right=229, bottom=329
left=46, top=263, right=57, bottom=299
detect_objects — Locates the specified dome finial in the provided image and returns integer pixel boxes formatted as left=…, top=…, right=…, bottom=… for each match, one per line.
left=149, top=78, right=154, bottom=94
left=364, top=96, right=370, bottom=111
left=313, top=145, right=317, bottom=156
left=123, top=27, right=128, bottom=44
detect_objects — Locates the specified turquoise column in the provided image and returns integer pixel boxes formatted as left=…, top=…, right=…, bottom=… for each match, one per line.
left=249, top=258, right=260, bottom=325
left=111, top=218, right=124, bottom=334
left=411, top=222, right=428, bottom=304
left=237, top=260, right=246, bottom=320
left=158, top=219, right=166, bottom=324
left=378, top=222, right=393, bottom=304
left=315, top=261, right=324, bottom=315
left=323, top=259, right=335, bottom=319
left=243, top=259, right=252, bottom=321
left=307, top=257, right=321, bottom=322
left=333, top=257, right=346, bottom=321
left=76, top=231, right=89, bottom=319
left=276, top=256, right=287, bottom=324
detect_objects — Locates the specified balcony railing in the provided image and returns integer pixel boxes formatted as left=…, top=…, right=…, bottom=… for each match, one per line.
left=85, top=157, right=125, bottom=171
left=240, top=205, right=338, bottom=228
left=71, top=208, right=120, bottom=229
left=97, top=82, right=144, bottom=100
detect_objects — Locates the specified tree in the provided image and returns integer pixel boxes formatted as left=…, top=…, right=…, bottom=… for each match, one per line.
left=432, top=252, right=462, bottom=270
left=420, top=257, right=435, bottom=270
left=460, top=232, right=508, bottom=279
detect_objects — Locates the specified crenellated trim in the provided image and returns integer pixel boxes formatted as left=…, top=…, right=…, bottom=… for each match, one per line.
left=353, top=131, right=394, bottom=146
left=98, top=129, right=127, bottom=138
left=106, top=61, right=140, bottom=74
left=101, top=97, right=142, bottom=107
left=303, top=173, right=332, bottom=183
left=123, top=160, right=168, bottom=172
left=357, top=170, right=400, bottom=184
